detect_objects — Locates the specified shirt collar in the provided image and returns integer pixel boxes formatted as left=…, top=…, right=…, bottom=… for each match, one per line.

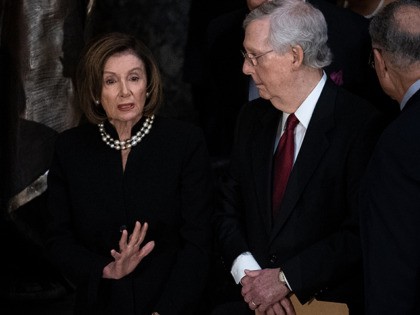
left=291, top=71, right=327, bottom=129
left=400, top=79, right=420, bottom=110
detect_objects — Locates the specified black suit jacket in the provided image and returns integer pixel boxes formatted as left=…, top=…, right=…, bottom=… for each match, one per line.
left=360, top=89, right=420, bottom=314
left=200, top=0, right=397, bottom=160
left=214, top=80, right=386, bottom=308
left=46, top=116, right=213, bottom=315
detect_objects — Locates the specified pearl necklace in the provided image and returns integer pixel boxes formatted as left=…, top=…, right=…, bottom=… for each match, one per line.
left=98, top=115, right=154, bottom=150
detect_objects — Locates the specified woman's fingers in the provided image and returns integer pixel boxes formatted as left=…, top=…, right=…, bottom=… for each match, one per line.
left=128, top=221, right=141, bottom=243
left=138, top=240, right=155, bottom=259
left=118, top=221, right=152, bottom=257
left=110, top=249, right=121, bottom=260
left=128, top=221, right=149, bottom=247
left=118, top=229, right=129, bottom=251
left=136, top=221, right=148, bottom=246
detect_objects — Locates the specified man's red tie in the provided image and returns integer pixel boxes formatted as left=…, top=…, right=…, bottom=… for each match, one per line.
left=272, top=113, right=299, bottom=216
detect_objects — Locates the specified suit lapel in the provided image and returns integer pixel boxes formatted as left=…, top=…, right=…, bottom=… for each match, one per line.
left=251, top=100, right=281, bottom=232
left=269, top=81, right=337, bottom=242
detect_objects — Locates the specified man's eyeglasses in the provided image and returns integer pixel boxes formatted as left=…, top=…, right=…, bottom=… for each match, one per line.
left=369, top=47, right=382, bottom=69
left=241, top=49, right=274, bottom=66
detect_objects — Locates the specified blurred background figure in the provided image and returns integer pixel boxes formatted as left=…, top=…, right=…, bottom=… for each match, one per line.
left=0, top=0, right=86, bottom=308
left=337, top=0, right=397, bottom=18
left=183, top=0, right=243, bottom=164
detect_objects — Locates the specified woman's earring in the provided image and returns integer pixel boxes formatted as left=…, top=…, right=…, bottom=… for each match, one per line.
left=95, top=100, right=100, bottom=105
left=146, top=92, right=150, bottom=98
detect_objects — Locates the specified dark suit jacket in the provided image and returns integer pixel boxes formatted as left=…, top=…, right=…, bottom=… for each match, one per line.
left=199, top=6, right=249, bottom=159
left=360, top=89, right=420, bottom=315
left=46, top=116, right=213, bottom=315
left=200, top=0, right=397, bottom=160
left=214, top=80, right=386, bottom=309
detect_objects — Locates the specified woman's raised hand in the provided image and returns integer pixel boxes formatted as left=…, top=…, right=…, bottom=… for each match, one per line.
left=103, top=221, right=155, bottom=279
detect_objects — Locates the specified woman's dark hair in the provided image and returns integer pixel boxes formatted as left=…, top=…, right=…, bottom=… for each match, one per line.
left=75, top=32, right=163, bottom=124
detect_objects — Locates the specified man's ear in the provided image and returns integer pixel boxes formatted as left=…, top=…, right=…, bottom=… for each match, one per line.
left=291, top=45, right=304, bottom=68
left=374, top=48, right=388, bottom=80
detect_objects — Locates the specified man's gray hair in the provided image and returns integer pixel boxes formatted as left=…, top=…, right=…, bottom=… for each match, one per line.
left=369, top=0, right=420, bottom=69
left=243, top=0, right=332, bottom=69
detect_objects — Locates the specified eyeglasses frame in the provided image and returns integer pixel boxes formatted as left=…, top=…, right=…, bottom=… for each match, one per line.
left=241, top=49, right=274, bottom=66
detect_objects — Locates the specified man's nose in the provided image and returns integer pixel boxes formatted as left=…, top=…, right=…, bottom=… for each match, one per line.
left=242, top=60, right=254, bottom=75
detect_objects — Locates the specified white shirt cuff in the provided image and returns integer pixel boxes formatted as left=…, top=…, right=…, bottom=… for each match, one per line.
left=281, top=271, right=292, bottom=291
left=231, top=252, right=261, bottom=284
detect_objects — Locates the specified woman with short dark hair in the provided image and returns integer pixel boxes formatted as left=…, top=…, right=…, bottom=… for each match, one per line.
left=46, top=32, right=213, bottom=315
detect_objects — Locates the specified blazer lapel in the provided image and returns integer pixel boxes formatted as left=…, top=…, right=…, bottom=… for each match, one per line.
left=251, top=100, right=281, bottom=233
left=269, top=81, right=337, bottom=242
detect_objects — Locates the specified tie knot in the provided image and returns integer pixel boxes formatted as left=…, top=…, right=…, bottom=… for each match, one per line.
left=285, top=113, right=299, bottom=131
